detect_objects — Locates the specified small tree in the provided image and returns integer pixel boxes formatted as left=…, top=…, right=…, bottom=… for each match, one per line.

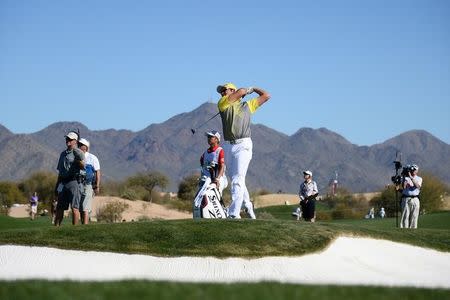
left=177, top=174, right=199, bottom=202
left=419, top=172, right=448, bottom=213
left=0, top=182, right=26, bottom=215
left=126, top=171, right=169, bottom=202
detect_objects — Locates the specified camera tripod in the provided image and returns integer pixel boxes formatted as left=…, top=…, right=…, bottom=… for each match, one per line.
left=393, top=152, right=402, bottom=228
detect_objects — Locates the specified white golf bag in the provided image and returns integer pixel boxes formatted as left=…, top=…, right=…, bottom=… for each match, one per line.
left=193, top=176, right=228, bottom=219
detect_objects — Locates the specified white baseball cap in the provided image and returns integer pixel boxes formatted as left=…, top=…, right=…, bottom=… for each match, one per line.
left=303, top=170, right=313, bottom=176
left=65, top=131, right=79, bottom=140
left=78, top=138, right=90, bottom=148
left=410, top=164, right=419, bottom=171
left=205, top=130, right=221, bottom=142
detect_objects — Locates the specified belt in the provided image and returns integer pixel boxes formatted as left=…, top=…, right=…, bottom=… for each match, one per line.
left=227, top=137, right=250, bottom=145
left=401, top=195, right=419, bottom=198
left=61, top=177, right=77, bottom=184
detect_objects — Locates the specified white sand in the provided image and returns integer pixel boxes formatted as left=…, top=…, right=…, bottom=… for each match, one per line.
left=1, top=237, right=449, bottom=288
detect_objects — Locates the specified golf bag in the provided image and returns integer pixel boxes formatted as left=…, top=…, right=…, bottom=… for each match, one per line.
left=193, top=176, right=228, bottom=219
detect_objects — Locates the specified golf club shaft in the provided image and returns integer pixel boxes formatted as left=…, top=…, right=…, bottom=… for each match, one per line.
left=195, top=112, right=220, bottom=131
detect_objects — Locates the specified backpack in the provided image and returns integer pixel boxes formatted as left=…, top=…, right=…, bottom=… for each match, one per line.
left=85, top=164, right=96, bottom=185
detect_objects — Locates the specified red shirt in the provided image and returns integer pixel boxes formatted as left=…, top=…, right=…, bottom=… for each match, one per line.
left=200, top=145, right=225, bottom=166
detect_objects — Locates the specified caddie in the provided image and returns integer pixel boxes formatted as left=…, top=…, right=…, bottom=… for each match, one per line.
left=299, top=170, right=319, bottom=222
left=216, top=82, right=270, bottom=219
left=200, top=130, right=227, bottom=195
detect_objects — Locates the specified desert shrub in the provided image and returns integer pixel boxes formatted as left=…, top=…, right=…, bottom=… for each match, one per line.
left=331, top=204, right=363, bottom=220
left=321, top=187, right=369, bottom=220
left=96, top=200, right=129, bottom=223
left=316, top=211, right=332, bottom=221
left=257, top=211, right=274, bottom=219
left=120, top=188, right=140, bottom=200
left=419, top=172, right=448, bottom=213
left=177, top=174, right=199, bottom=202
left=0, top=181, right=26, bottom=215
left=120, top=185, right=147, bottom=200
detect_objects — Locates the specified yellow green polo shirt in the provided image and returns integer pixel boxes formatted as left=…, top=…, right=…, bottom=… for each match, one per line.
left=218, top=96, right=260, bottom=141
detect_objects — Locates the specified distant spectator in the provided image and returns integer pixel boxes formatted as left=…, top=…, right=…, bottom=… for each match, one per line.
left=299, top=170, right=319, bottom=222
left=369, top=207, right=375, bottom=219
left=379, top=207, right=386, bottom=219
left=29, top=192, right=38, bottom=220
left=51, top=197, right=58, bottom=224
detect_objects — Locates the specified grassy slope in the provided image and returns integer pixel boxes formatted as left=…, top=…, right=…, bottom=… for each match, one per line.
left=1, top=281, right=449, bottom=300
left=1, top=213, right=449, bottom=299
left=0, top=212, right=449, bottom=256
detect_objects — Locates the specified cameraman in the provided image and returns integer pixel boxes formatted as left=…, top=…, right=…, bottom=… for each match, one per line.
left=400, top=164, right=422, bottom=229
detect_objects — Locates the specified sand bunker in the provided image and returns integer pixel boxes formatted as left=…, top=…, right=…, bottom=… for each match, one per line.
left=1, top=237, right=449, bottom=288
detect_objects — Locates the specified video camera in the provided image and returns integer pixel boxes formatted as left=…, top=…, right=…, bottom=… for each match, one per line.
left=391, top=165, right=413, bottom=185
left=391, top=150, right=415, bottom=185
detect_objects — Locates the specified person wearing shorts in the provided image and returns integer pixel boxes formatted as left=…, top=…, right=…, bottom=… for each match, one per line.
left=54, top=131, right=85, bottom=226
left=78, top=138, right=101, bottom=224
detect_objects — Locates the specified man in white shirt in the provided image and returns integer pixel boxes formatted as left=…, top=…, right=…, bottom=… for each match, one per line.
left=299, top=170, right=319, bottom=222
left=78, top=138, right=101, bottom=225
left=400, top=164, right=422, bottom=229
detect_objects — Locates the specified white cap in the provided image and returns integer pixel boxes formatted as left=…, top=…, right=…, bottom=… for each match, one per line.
left=410, top=164, right=419, bottom=171
left=78, top=138, right=90, bottom=148
left=205, top=130, right=221, bottom=142
left=303, top=170, right=313, bottom=176
left=65, top=131, right=79, bottom=140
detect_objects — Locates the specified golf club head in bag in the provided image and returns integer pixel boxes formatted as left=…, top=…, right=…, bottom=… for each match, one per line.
left=193, top=177, right=228, bottom=219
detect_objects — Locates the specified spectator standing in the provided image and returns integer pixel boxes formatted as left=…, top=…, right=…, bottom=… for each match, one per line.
left=54, top=131, right=85, bottom=226
left=78, top=138, right=101, bottom=225
left=299, top=170, right=319, bottom=222
left=29, top=192, right=38, bottom=220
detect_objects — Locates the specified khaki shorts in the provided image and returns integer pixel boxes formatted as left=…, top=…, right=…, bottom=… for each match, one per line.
left=80, top=184, right=94, bottom=212
left=31, top=206, right=37, bottom=214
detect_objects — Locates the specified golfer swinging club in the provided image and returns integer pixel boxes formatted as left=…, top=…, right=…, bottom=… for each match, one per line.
left=216, top=82, right=271, bottom=219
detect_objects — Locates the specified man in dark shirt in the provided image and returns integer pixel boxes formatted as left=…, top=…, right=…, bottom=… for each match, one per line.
left=54, top=131, right=85, bottom=226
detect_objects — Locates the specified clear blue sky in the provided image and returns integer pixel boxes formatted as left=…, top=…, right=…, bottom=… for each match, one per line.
left=1, top=0, right=449, bottom=146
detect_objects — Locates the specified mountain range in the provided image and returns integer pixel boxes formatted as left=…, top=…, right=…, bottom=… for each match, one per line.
left=1, top=102, right=449, bottom=193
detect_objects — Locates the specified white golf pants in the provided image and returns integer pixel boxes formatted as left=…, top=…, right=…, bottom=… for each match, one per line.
left=400, top=196, right=420, bottom=229
left=224, top=138, right=255, bottom=219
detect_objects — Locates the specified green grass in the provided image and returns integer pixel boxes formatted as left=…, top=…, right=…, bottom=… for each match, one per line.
left=1, top=281, right=449, bottom=300
left=0, top=212, right=449, bottom=256
left=1, top=213, right=449, bottom=299
left=257, top=203, right=331, bottom=220
left=0, top=215, right=55, bottom=230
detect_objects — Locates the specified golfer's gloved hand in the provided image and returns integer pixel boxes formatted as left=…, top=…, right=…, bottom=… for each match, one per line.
left=246, top=87, right=254, bottom=95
